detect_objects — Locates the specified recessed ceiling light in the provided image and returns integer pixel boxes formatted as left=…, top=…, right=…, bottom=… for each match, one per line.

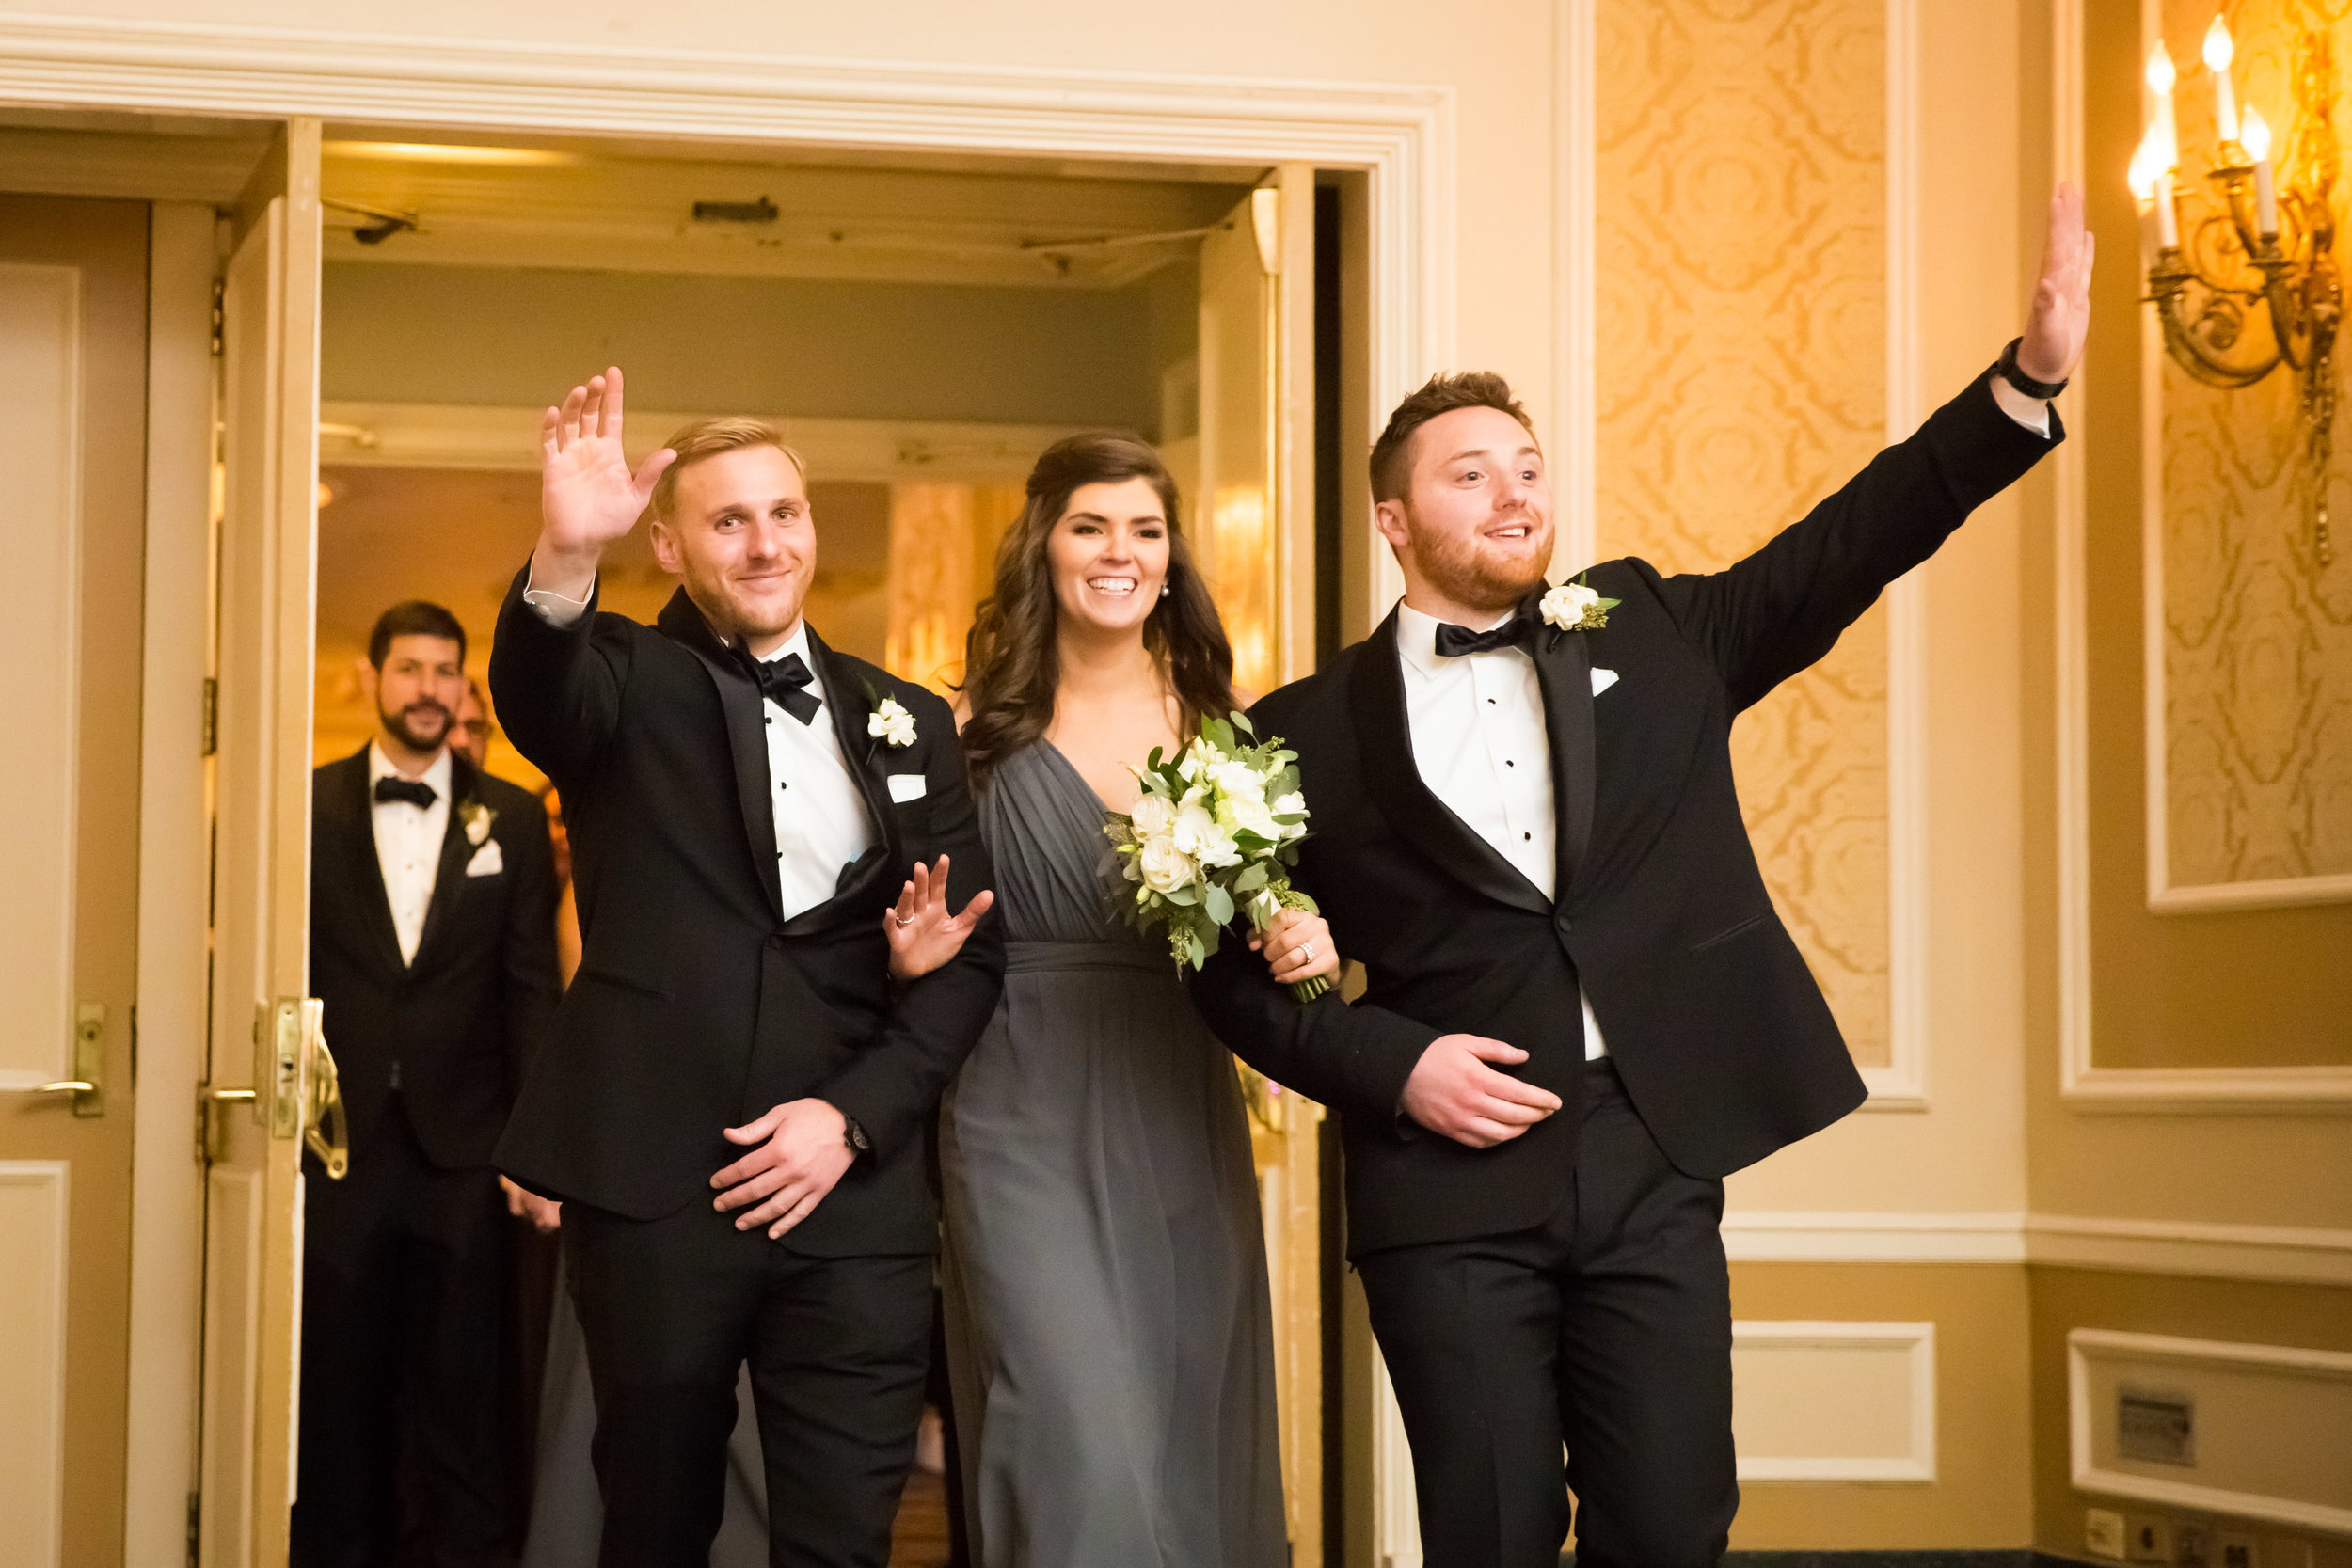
left=326, top=141, right=575, bottom=166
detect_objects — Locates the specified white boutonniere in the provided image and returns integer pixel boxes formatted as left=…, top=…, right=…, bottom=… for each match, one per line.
left=460, top=800, right=497, bottom=846
left=867, top=695, right=917, bottom=749
left=1539, top=572, right=1620, bottom=636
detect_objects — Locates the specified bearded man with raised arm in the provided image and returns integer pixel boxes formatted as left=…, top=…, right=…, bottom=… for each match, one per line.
left=1191, top=191, right=2093, bottom=1567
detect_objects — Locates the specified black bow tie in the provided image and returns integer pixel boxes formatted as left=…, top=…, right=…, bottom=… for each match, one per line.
left=747, top=650, right=822, bottom=724
left=374, top=775, right=437, bottom=810
left=1432, top=613, right=1537, bottom=658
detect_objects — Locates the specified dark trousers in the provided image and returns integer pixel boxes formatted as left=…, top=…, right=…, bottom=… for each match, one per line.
left=293, top=1097, right=511, bottom=1568
left=1356, top=1061, right=1738, bottom=1568
left=564, top=1197, right=933, bottom=1568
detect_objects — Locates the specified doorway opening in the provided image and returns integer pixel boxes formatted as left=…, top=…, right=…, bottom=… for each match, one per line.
left=308, top=125, right=1357, bottom=1568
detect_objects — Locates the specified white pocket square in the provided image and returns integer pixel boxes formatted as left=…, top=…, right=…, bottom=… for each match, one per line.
left=887, top=773, right=928, bottom=803
left=465, top=840, right=504, bottom=878
left=1591, top=667, right=1620, bottom=696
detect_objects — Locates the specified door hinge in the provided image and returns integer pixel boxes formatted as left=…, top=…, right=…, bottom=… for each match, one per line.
left=185, top=1488, right=200, bottom=1568
left=201, top=677, right=217, bottom=756
left=209, top=276, right=225, bottom=358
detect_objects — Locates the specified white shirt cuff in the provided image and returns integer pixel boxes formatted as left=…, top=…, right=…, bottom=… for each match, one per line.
left=521, top=563, right=594, bottom=627
left=1989, top=372, right=2054, bottom=437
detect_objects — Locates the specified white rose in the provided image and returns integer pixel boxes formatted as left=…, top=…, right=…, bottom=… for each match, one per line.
left=1137, top=834, right=1197, bottom=894
left=1129, top=792, right=1176, bottom=839
left=1270, top=791, right=1309, bottom=840
left=1173, top=803, right=1241, bottom=868
left=868, top=696, right=918, bottom=748
left=1209, top=759, right=1263, bottom=801
left=1540, top=582, right=1599, bottom=632
left=1225, top=792, right=1279, bottom=843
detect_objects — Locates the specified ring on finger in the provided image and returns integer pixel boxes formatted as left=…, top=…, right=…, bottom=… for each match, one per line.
left=893, top=912, right=914, bottom=928
left=1299, top=940, right=1315, bottom=963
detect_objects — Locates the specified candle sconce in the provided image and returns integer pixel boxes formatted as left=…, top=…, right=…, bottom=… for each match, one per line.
left=2132, top=20, right=2341, bottom=568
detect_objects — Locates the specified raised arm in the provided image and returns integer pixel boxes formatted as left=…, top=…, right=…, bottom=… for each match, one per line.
left=1662, top=184, right=2093, bottom=709
left=489, top=367, right=675, bottom=781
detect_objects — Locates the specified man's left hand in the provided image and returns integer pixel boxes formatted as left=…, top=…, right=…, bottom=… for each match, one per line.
left=713, top=1099, right=856, bottom=1240
left=2019, top=182, right=2095, bottom=385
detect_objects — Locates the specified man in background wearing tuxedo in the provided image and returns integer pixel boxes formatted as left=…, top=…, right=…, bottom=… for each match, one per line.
left=296, top=600, right=562, bottom=1568
left=1194, top=191, right=2093, bottom=1566
left=491, top=371, right=1001, bottom=1567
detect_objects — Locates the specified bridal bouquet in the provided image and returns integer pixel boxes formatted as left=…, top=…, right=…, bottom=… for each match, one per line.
left=1104, top=713, right=1329, bottom=1001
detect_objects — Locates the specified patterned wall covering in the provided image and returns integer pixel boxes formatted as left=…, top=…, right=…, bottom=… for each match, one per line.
left=2157, top=0, right=2352, bottom=888
left=1596, top=0, right=1893, bottom=1065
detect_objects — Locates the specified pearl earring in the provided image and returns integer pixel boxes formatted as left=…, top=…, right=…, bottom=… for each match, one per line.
left=1160, top=585, right=1171, bottom=598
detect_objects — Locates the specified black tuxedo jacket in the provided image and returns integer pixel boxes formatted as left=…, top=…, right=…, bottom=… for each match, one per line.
left=1191, top=371, right=2059, bottom=1258
left=487, top=574, right=1004, bottom=1253
left=309, top=747, right=561, bottom=1171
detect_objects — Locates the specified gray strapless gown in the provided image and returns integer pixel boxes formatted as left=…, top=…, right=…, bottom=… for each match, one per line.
left=940, top=742, right=1287, bottom=1568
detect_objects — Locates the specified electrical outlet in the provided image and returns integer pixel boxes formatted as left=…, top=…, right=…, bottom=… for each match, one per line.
left=2088, top=1508, right=2128, bottom=1560
left=2129, top=1514, right=2176, bottom=1563
left=2177, top=1519, right=2215, bottom=1568
left=2218, top=1530, right=2261, bottom=1568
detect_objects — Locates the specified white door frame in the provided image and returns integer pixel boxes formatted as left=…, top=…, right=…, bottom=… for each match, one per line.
left=0, top=10, right=1451, bottom=631
left=0, top=15, right=1455, bottom=1559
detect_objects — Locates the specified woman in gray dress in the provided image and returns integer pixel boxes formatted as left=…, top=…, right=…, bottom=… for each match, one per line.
left=917, top=433, right=1339, bottom=1568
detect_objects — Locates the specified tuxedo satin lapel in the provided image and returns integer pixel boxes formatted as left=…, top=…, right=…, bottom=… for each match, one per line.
left=657, top=591, right=787, bottom=923
left=340, top=748, right=407, bottom=977
left=805, top=626, right=897, bottom=910
left=1531, top=620, right=1597, bottom=894
left=1347, top=611, right=1551, bottom=916
left=410, top=752, right=479, bottom=974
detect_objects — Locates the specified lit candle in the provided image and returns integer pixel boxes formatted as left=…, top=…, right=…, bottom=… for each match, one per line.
left=2147, top=40, right=2180, bottom=161
left=2129, top=132, right=2165, bottom=257
left=2205, top=15, right=2240, bottom=145
left=2157, top=169, right=2181, bottom=249
left=2242, top=106, right=2279, bottom=238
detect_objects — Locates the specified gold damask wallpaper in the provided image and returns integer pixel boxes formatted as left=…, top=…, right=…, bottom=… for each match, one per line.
left=2157, top=0, right=2352, bottom=888
left=1596, top=0, right=1893, bottom=1066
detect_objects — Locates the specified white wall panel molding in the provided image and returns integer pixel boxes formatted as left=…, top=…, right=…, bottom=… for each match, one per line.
left=1874, top=0, right=1930, bottom=1114
left=2070, top=1329, right=2352, bottom=1536
left=1723, top=1210, right=2352, bottom=1287
left=2046, top=0, right=2352, bottom=1113
left=1734, top=1321, right=1937, bottom=1483
left=0, top=1162, right=70, bottom=1568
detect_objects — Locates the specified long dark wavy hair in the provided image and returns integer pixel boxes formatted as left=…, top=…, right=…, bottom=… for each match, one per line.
left=961, top=432, right=1235, bottom=789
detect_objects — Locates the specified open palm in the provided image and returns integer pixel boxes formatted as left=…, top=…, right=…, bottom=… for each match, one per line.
left=2019, top=183, right=2095, bottom=385
left=539, top=367, right=675, bottom=559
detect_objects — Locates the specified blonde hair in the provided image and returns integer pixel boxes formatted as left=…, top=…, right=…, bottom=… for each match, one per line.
left=650, top=416, right=808, bottom=520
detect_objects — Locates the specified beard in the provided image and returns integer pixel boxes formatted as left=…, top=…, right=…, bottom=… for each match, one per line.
left=382, top=697, right=450, bottom=752
left=1405, top=508, right=1553, bottom=616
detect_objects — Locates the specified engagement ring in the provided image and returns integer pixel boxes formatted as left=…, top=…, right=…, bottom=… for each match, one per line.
left=893, top=912, right=914, bottom=928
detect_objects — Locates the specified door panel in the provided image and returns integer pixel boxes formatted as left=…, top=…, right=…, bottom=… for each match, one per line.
left=198, top=118, right=323, bottom=1568
left=0, top=192, right=152, bottom=1568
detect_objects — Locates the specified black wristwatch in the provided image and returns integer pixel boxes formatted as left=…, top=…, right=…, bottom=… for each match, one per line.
left=1995, top=336, right=2068, bottom=401
left=842, top=1114, right=871, bottom=1156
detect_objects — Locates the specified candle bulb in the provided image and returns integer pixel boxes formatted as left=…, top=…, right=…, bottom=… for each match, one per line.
left=2205, top=15, right=2240, bottom=145
left=2147, top=40, right=2181, bottom=162
left=2242, top=106, right=2280, bottom=239
left=2157, top=169, right=2181, bottom=249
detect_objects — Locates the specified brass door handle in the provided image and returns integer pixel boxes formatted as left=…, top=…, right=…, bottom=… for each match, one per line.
left=304, top=1029, right=350, bottom=1180
left=26, top=1005, right=107, bottom=1117
left=30, top=1080, right=96, bottom=1096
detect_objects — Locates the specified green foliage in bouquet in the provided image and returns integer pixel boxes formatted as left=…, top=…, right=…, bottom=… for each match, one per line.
left=1104, top=712, right=1329, bottom=1001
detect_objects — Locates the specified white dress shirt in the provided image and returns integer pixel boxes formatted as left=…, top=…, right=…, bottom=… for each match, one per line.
left=369, top=741, right=453, bottom=967
left=523, top=575, right=875, bottom=922
left=752, top=623, right=878, bottom=921
left=1394, top=603, right=1608, bottom=1060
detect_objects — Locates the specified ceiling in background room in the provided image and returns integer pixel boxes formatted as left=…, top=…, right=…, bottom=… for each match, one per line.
left=318, top=130, right=1258, bottom=290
